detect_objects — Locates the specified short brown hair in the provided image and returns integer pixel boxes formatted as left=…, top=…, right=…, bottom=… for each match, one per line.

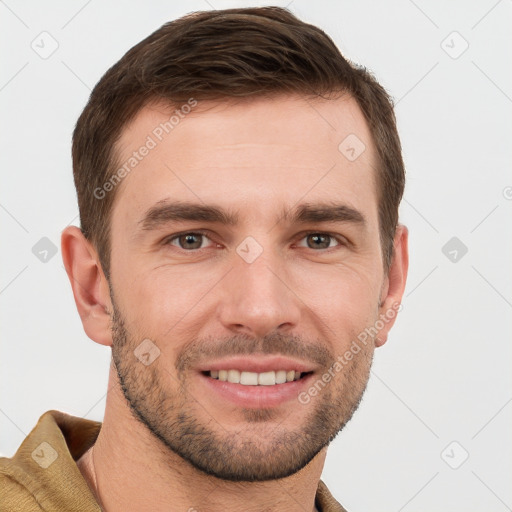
left=72, top=6, right=405, bottom=280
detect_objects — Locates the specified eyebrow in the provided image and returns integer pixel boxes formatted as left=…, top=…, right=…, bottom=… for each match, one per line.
left=138, top=199, right=366, bottom=232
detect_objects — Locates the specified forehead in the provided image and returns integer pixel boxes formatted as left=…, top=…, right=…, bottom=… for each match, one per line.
left=111, top=94, right=379, bottom=230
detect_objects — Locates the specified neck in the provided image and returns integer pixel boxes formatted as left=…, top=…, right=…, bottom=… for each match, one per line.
left=77, top=367, right=325, bottom=512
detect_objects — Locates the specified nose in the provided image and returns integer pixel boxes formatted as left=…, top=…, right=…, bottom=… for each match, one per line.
left=217, top=248, right=301, bottom=338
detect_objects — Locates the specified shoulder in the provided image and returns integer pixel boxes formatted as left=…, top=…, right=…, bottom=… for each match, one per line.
left=0, top=460, right=44, bottom=511
left=0, top=410, right=102, bottom=512
left=316, top=479, right=350, bottom=512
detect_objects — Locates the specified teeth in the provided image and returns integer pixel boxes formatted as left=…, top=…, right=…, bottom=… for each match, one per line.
left=275, top=370, right=287, bottom=384
left=240, top=371, right=258, bottom=385
left=258, top=371, right=276, bottom=386
left=209, top=369, right=303, bottom=385
left=227, top=369, right=240, bottom=384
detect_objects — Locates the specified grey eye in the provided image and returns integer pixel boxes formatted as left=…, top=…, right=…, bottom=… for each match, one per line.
left=168, top=233, right=211, bottom=250
left=298, top=233, right=339, bottom=250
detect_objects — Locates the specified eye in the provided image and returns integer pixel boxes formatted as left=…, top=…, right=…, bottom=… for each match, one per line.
left=296, top=232, right=342, bottom=250
left=165, top=232, right=214, bottom=250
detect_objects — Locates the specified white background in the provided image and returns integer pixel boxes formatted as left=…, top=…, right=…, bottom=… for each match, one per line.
left=1, top=1, right=511, bottom=511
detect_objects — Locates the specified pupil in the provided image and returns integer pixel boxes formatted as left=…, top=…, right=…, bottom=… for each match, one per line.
left=181, top=234, right=201, bottom=249
left=309, top=234, right=329, bottom=249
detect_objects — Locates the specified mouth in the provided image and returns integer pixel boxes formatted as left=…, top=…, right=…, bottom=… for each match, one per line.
left=203, top=369, right=312, bottom=386
left=197, top=356, right=316, bottom=408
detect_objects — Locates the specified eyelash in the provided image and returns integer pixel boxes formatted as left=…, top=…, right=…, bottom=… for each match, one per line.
left=162, top=230, right=347, bottom=252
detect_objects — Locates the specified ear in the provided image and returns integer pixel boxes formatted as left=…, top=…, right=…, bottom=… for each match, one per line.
left=61, top=226, right=113, bottom=347
left=374, top=224, right=409, bottom=347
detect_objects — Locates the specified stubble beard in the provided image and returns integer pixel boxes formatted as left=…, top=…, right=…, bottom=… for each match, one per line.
left=110, top=297, right=374, bottom=482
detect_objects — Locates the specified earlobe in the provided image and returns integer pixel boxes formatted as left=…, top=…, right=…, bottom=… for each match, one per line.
left=61, top=226, right=113, bottom=347
left=375, top=224, right=409, bottom=348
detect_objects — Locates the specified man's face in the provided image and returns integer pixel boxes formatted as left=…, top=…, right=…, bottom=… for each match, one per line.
left=108, top=94, right=389, bottom=481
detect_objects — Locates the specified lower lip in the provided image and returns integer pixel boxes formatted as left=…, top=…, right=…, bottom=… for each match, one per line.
left=199, top=372, right=314, bottom=408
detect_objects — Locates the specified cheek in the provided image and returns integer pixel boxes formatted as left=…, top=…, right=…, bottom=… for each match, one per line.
left=293, top=261, right=380, bottom=328
left=112, top=243, right=382, bottom=351
left=114, top=263, right=219, bottom=342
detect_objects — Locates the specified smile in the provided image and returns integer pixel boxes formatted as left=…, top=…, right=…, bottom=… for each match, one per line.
left=196, top=356, right=316, bottom=407
left=206, top=369, right=307, bottom=385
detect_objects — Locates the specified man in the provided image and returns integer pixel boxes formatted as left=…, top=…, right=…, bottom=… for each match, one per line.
left=1, top=6, right=408, bottom=511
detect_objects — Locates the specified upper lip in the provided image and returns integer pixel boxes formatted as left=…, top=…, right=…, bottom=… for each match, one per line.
left=196, top=355, right=316, bottom=374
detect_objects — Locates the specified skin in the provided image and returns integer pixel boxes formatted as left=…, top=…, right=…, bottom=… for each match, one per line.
left=62, top=93, right=408, bottom=512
